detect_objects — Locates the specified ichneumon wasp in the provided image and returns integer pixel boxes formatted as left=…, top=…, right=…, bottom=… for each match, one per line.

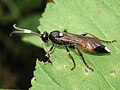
left=10, top=24, right=116, bottom=71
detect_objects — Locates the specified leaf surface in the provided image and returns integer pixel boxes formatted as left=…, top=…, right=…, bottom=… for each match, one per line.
left=27, top=0, right=120, bottom=90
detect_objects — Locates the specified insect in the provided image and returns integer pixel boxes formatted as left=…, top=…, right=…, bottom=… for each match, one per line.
left=10, top=24, right=116, bottom=71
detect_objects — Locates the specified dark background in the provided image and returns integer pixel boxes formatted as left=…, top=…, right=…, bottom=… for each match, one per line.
left=0, top=0, right=53, bottom=89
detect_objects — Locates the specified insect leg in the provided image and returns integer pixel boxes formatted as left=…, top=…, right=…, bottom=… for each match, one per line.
left=76, top=47, right=94, bottom=71
left=45, top=44, right=54, bottom=63
left=65, top=46, right=76, bottom=70
left=99, top=39, right=117, bottom=43
left=81, top=32, right=116, bottom=43
left=81, top=32, right=98, bottom=39
left=63, top=29, right=68, bottom=32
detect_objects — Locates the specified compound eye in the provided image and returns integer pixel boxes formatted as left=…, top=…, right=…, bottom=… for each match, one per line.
left=59, top=32, right=64, bottom=37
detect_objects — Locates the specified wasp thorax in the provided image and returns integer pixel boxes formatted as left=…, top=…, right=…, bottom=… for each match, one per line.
left=49, top=30, right=63, bottom=38
left=59, top=32, right=63, bottom=37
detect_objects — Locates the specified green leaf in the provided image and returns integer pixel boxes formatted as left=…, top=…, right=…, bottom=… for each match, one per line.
left=28, top=0, right=120, bottom=90
left=18, top=14, right=42, bottom=47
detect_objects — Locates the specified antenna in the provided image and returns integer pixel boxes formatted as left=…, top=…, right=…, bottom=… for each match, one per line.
left=10, top=24, right=42, bottom=37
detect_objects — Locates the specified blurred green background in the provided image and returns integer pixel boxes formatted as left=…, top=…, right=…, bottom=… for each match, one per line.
left=0, top=0, right=52, bottom=89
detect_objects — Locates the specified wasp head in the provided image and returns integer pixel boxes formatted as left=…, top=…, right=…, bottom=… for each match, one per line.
left=41, top=31, right=49, bottom=43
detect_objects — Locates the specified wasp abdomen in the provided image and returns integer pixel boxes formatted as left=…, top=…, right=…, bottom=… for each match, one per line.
left=94, top=45, right=110, bottom=53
